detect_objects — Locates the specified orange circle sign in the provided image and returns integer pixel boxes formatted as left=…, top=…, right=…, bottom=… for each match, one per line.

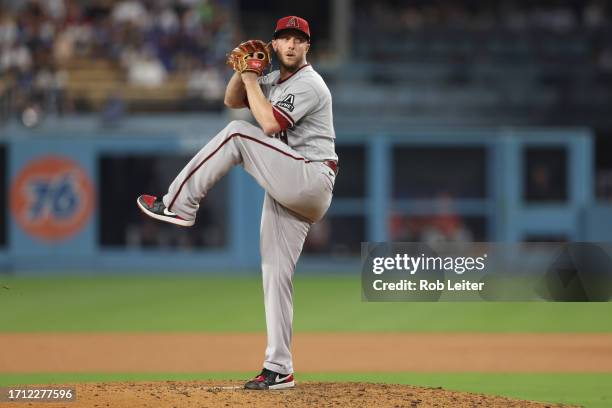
left=10, top=155, right=95, bottom=242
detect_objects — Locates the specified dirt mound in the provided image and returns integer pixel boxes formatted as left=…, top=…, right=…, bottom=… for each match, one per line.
left=2, top=381, right=574, bottom=408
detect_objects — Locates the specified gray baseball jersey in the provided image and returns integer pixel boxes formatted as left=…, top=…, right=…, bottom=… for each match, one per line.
left=259, top=64, right=338, bottom=162
left=160, top=63, right=337, bottom=377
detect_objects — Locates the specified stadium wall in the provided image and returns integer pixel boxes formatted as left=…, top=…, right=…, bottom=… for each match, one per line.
left=0, top=115, right=605, bottom=274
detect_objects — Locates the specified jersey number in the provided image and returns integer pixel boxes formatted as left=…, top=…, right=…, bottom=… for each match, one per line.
left=273, top=130, right=288, bottom=145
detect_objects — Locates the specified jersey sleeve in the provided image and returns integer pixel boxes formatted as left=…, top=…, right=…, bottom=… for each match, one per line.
left=258, top=73, right=275, bottom=99
left=272, top=79, right=319, bottom=130
left=243, top=73, right=275, bottom=108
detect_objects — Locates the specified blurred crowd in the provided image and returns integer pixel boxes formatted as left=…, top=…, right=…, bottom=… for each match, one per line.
left=1, top=0, right=612, bottom=124
left=0, top=0, right=237, bottom=118
left=358, top=0, right=611, bottom=32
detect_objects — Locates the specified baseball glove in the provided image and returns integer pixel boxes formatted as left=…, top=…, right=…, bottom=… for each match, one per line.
left=226, top=40, right=272, bottom=77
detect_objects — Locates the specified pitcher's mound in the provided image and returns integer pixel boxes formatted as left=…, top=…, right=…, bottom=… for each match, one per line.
left=9, top=381, right=574, bottom=407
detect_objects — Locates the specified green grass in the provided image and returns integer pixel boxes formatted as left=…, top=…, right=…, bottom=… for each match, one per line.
left=1, top=275, right=612, bottom=332
left=0, top=372, right=610, bottom=407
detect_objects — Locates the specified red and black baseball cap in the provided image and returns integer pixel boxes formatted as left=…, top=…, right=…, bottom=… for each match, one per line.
left=274, top=16, right=310, bottom=42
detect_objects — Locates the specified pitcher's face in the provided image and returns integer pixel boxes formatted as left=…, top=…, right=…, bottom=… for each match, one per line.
left=273, top=31, right=310, bottom=70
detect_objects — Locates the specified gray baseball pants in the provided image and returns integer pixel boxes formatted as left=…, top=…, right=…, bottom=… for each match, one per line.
left=162, top=120, right=335, bottom=375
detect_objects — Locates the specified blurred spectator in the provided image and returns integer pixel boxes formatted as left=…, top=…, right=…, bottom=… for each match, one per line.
left=1, top=40, right=32, bottom=72
left=390, top=192, right=473, bottom=243
left=187, top=62, right=224, bottom=101
left=528, top=165, right=554, bottom=201
left=420, top=192, right=473, bottom=244
left=125, top=47, right=167, bottom=87
left=3, top=0, right=612, bottom=121
left=358, top=0, right=612, bottom=32
left=0, top=10, right=17, bottom=47
left=112, top=0, right=150, bottom=28
left=0, top=0, right=239, bottom=119
left=33, top=64, right=66, bottom=114
left=525, top=149, right=568, bottom=203
left=584, top=0, right=607, bottom=28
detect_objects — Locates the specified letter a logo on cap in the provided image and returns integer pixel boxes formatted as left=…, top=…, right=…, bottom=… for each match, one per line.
left=274, top=16, right=310, bottom=40
left=287, top=17, right=299, bottom=28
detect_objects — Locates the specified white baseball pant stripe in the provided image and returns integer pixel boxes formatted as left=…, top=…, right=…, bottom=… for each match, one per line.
left=162, top=120, right=335, bottom=375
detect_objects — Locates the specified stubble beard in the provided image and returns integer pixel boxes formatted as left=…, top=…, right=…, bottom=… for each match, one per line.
left=278, top=55, right=304, bottom=73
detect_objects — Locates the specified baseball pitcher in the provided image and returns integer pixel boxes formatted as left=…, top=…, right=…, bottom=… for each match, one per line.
left=137, top=15, right=337, bottom=390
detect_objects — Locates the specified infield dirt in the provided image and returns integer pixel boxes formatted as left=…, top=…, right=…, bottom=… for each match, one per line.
left=1, top=333, right=611, bottom=372
left=2, top=332, right=610, bottom=407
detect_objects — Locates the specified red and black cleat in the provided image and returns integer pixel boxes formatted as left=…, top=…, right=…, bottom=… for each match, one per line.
left=136, top=194, right=194, bottom=227
left=244, top=368, right=295, bottom=390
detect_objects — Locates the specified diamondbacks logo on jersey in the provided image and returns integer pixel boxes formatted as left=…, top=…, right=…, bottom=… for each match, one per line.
left=275, top=94, right=295, bottom=112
